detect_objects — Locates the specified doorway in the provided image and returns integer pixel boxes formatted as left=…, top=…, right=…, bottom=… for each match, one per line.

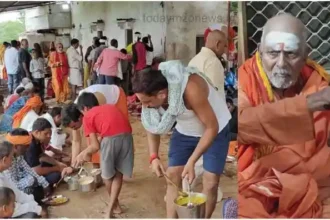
left=196, top=35, right=204, bottom=54
left=126, top=29, right=133, bottom=46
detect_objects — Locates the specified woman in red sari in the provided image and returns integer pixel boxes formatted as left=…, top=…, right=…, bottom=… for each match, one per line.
left=48, top=43, right=70, bottom=103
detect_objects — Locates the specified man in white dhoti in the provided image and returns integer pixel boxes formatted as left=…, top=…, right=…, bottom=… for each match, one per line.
left=67, top=39, right=83, bottom=100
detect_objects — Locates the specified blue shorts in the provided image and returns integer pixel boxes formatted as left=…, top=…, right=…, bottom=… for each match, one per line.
left=168, top=123, right=230, bottom=175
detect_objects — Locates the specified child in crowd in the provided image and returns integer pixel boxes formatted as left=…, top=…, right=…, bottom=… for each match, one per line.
left=30, top=49, right=46, bottom=101
left=62, top=94, right=133, bottom=218
left=24, top=118, right=66, bottom=187
left=0, top=187, right=15, bottom=218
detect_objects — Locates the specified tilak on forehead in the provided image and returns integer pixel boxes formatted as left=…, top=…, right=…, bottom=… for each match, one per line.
left=264, top=31, right=300, bottom=51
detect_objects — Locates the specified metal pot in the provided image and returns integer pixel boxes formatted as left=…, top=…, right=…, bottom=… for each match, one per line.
left=83, top=162, right=94, bottom=175
left=91, top=169, right=102, bottom=186
left=174, top=192, right=207, bottom=218
left=78, top=176, right=95, bottom=192
left=66, top=175, right=79, bottom=191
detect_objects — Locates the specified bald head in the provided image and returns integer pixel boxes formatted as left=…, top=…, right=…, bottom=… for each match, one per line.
left=205, top=30, right=227, bottom=58
left=261, top=13, right=307, bottom=52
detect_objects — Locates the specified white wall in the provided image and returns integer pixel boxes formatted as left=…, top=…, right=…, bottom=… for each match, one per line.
left=28, top=1, right=230, bottom=64
left=70, top=1, right=107, bottom=53
left=165, top=1, right=229, bottom=64
left=25, top=4, right=71, bottom=31
left=70, top=1, right=166, bottom=57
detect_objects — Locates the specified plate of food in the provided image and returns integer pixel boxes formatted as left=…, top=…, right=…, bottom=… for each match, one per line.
left=42, top=195, right=69, bottom=206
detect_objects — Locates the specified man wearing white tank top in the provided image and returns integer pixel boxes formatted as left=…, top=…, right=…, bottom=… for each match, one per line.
left=188, top=29, right=228, bottom=198
left=132, top=61, right=231, bottom=218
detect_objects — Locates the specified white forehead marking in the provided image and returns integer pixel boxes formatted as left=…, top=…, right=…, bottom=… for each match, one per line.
left=265, top=31, right=300, bottom=51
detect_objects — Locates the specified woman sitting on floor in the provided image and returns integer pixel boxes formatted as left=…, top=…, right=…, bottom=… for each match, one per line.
left=12, top=95, right=43, bottom=131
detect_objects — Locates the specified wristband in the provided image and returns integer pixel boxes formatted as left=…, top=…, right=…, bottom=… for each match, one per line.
left=149, top=153, right=159, bottom=164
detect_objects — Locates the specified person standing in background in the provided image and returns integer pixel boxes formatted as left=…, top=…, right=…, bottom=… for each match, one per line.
left=0, top=42, right=10, bottom=83
left=18, top=39, right=32, bottom=80
left=90, top=36, right=108, bottom=81
left=190, top=30, right=227, bottom=98
left=142, top=35, right=154, bottom=67
left=4, top=40, right=19, bottom=94
left=186, top=30, right=228, bottom=200
left=48, top=43, right=70, bottom=104
left=94, top=39, right=131, bottom=85
left=66, top=39, right=83, bottom=100
left=30, top=49, right=46, bottom=101
left=132, top=32, right=149, bottom=72
left=33, top=43, right=43, bottom=58
left=87, top=38, right=100, bottom=85
left=85, top=37, right=100, bottom=64
left=84, top=37, right=99, bottom=88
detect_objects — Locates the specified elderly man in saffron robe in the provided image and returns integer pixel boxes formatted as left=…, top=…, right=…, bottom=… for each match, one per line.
left=238, top=13, right=330, bottom=218
left=48, top=43, right=70, bottom=104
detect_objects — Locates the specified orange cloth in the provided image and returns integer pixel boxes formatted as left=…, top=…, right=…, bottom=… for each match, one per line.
left=6, top=133, right=32, bottom=145
left=2, top=66, right=7, bottom=80
left=239, top=169, right=322, bottom=218
left=12, top=96, right=43, bottom=128
left=238, top=54, right=330, bottom=218
left=91, top=87, right=129, bottom=164
left=49, top=51, right=70, bottom=103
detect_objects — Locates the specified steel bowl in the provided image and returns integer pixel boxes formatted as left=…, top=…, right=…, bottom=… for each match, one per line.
left=67, top=175, right=79, bottom=191
left=78, top=176, right=95, bottom=192
left=91, top=169, right=102, bottom=186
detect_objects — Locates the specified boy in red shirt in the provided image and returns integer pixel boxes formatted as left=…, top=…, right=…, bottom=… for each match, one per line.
left=61, top=93, right=134, bottom=218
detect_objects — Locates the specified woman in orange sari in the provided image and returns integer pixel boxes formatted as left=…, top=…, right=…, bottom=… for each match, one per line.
left=48, top=43, right=70, bottom=103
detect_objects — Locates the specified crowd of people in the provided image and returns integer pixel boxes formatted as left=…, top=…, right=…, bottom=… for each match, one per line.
left=0, top=32, right=156, bottom=105
left=0, top=24, right=238, bottom=219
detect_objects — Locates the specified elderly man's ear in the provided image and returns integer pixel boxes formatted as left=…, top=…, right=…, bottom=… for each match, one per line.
left=304, top=45, right=311, bottom=59
left=257, top=43, right=262, bottom=54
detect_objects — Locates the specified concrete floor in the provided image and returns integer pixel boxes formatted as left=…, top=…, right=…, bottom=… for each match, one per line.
left=49, top=116, right=237, bottom=218
left=0, top=98, right=237, bottom=218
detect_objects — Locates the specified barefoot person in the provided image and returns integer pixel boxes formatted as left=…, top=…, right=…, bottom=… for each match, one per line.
left=62, top=98, right=133, bottom=218
left=65, top=84, right=128, bottom=167
left=48, top=43, right=70, bottom=104
left=132, top=60, right=231, bottom=218
left=67, top=39, right=83, bottom=100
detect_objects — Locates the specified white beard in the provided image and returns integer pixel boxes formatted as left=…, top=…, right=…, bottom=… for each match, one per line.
left=267, top=72, right=296, bottom=89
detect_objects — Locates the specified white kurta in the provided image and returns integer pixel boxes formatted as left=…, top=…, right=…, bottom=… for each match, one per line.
left=67, top=46, right=83, bottom=86
left=19, top=110, right=39, bottom=132
left=41, top=113, right=67, bottom=157
left=0, top=172, right=41, bottom=217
